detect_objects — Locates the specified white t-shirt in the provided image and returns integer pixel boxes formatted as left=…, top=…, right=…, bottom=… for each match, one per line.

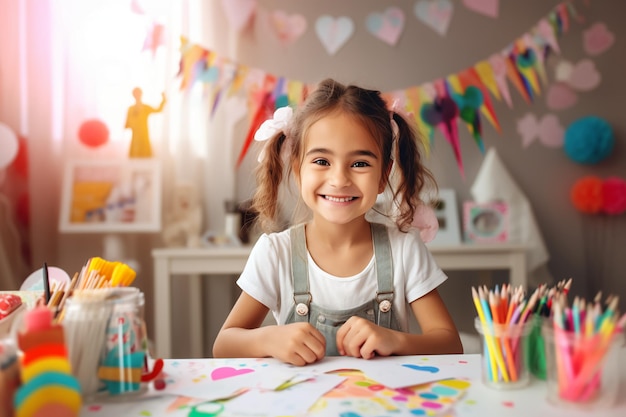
left=236, top=223, right=447, bottom=332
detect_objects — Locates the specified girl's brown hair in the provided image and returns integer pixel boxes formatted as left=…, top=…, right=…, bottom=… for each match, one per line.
left=252, top=78, right=436, bottom=232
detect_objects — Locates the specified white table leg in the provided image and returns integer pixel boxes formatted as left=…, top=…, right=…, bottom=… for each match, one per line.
left=188, top=274, right=204, bottom=357
left=154, top=257, right=172, bottom=358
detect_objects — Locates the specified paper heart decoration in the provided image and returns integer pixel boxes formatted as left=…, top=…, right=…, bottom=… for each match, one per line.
left=211, top=366, right=254, bottom=381
left=546, top=83, right=578, bottom=110
left=315, top=15, right=354, bottom=55
left=366, top=7, right=405, bottom=46
left=567, top=59, right=601, bottom=92
left=583, top=22, right=615, bottom=56
left=517, top=113, right=564, bottom=148
left=270, top=10, right=307, bottom=45
left=221, top=0, right=257, bottom=32
left=463, top=0, right=499, bottom=18
left=414, top=0, right=454, bottom=36
left=554, top=60, right=573, bottom=82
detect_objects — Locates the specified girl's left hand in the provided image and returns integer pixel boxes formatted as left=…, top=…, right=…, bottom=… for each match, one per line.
left=335, top=316, right=396, bottom=359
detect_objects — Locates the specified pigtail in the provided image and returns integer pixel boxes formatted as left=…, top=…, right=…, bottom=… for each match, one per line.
left=390, top=112, right=437, bottom=231
left=251, top=132, right=289, bottom=232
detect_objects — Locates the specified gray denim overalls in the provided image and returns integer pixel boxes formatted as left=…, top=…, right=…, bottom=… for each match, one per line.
left=285, top=223, right=402, bottom=356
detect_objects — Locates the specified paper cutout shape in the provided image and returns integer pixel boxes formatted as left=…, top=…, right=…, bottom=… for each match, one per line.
left=221, top=0, right=257, bottom=32
left=546, top=82, right=578, bottom=110
left=269, top=10, right=307, bottom=45
left=488, top=54, right=513, bottom=108
left=421, top=94, right=464, bottom=177
left=414, top=0, right=453, bottom=36
left=516, top=113, right=564, bottom=148
left=315, top=15, right=354, bottom=55
left=583, top=22, right=615, bottom=56
left=566, top=59, right=601, bottom=91
left=365, top=7, right=405, bottom=46
left=536, top=18, right=560, bottom=54
left=463, top=0, right=499, bottom=18
left=142, top=22, right=166, bottom=56
left=547, top=59, right=600, bottom=110
left=211, top=366, right=254, bottom=381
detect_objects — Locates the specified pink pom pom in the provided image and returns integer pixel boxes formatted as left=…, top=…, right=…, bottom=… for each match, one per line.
left=601, top=177, right=626, bottom=215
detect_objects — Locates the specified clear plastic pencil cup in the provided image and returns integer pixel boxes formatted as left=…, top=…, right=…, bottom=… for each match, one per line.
left=542, top=322, right=624, bottom=409
left=474, top=316, right=532, bottom=390
left=98, top=288, right=147, bottom=397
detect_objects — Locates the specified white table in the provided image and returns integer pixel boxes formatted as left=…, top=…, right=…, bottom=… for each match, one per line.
left=152, top=243, right=527, bottom=358
left=81, top=352, right=626, bottom=416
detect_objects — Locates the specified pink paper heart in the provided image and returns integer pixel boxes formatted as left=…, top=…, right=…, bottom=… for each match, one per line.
left=517, top=113, right=564, bottom=148
left=414, top=0, right=453, bottom=36
left=365, top=7, right=405, bottom=46
left=220, top=0, right=257, bottom=32
left=463, top=0, right=499, bottom=18
left=567, top=59, right=601, bottom=92
left=315, top=15, right=354, bottom=55
left=210, top=366, right=254, bottom=380
left=546, top=82, right=578, bottom=110
left=270, top=10, right=307, bottom=45
left=583, top=22, right=615, bottom=56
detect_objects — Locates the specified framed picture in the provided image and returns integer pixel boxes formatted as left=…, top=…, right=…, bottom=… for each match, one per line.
left=463, top=201, right=509, bottom=243
left=427, top=189, right=462, bottom=246
left=59, top=159, right=162, bottom=233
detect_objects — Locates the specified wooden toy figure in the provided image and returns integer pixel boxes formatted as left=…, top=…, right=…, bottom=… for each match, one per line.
left=125, top=88, right=166, bottom=158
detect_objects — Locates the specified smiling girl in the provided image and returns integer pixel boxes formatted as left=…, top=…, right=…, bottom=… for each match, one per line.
left=213, top=79, right=462, bottom=365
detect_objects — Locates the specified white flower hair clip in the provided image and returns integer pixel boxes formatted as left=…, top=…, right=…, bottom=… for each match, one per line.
left=254, top=106, right=293, bottom=162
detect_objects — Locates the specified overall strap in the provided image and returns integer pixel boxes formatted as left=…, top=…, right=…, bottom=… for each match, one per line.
left=372, top=223, right=394, bottom=328
left=290, top=224, right=311, bottom=322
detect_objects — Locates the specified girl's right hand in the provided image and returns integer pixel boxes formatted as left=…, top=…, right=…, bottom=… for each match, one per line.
left=268, top=323, right=326, bottom=366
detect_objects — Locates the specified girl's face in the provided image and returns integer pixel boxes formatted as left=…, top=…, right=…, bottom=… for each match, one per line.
left=296, top=112, right=386, bottom=226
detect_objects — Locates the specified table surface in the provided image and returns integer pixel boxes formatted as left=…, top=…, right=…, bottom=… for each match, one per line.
left=81, top=351, right=626, bottom=417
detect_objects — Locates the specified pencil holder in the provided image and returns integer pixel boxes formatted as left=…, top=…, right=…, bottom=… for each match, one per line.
left=98, top=288, right=146, bottom=396
left=542, top=322, right=624, bottom=409
left=63, top=296, right=113, bottom=398
left=527, top=315, right=548, bottom=380
left=474, top=316, right=532, bottom=390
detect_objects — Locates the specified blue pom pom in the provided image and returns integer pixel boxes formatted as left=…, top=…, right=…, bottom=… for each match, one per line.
left=564, top=116, right=614, bottom=165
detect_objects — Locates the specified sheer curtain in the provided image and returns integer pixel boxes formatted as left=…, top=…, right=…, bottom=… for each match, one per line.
left=0, top=0, right=242, bottom=354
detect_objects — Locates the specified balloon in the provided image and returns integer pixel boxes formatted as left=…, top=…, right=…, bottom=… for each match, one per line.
left=0, top=122, right=19, bottom=169
left=78, top=119, right=109, bottom=148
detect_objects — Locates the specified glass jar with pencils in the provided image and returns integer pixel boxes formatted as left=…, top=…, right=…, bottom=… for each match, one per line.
left=474, top=316, right=533, bottom=389
left=541, top=301, right=625, bottom=409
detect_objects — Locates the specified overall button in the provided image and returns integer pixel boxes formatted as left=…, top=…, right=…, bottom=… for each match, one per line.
left=379, top=300, right=391, bottom=313
left=296, top=303, right=309, bottom=316
left=317, top=314, right=326, bottom=324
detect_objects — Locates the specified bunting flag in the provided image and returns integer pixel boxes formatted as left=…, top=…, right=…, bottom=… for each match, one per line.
left=177, top=2, right=579, bottom=174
